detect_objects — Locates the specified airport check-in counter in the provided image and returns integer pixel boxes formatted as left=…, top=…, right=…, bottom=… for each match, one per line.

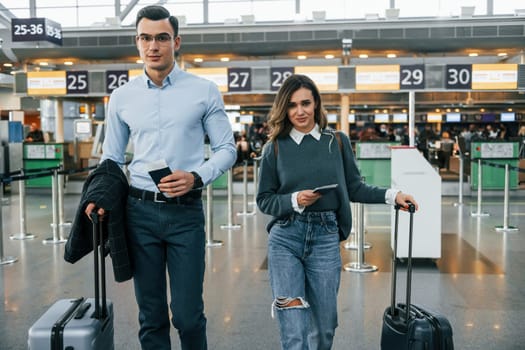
left=23, top=143, right=69, bottom=188
left=355, top=141, right=399, bottom=187
left=470, top=141, right=520, bottom=190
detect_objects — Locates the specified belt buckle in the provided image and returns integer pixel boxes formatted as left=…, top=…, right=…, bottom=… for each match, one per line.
left=154, top=192, right=167, bottom=203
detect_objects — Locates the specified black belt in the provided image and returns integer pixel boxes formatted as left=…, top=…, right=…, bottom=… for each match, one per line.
left=129, top=186, right=202, bottom=204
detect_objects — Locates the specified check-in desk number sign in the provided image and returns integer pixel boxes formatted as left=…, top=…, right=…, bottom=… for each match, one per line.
left=271, top=67, right=294, bottom=91
left=106, top=70, right=129, bottom=93
left=446, top=64, right=472, bottom=89
left=66, top=71, right=88, bottom=94
left=400, top=65, right=424, bottom=90
left=228, top=68, right=251, bottom=92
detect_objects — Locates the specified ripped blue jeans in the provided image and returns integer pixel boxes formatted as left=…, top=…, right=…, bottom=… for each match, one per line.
left=268, top=211, right=341, bottom=350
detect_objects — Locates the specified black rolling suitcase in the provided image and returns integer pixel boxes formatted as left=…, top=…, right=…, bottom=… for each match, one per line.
left=28, top=212, right=114, bottom=349
left=380, top=203, right=454, bottom=350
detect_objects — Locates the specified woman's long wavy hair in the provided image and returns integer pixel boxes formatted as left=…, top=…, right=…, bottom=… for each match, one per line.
left=267, top=74, right=328, bottom=141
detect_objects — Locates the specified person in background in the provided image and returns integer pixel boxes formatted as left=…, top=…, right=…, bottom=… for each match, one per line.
left=85, top=5, right=236, bottom=349
left=256, top=74, right=418, bottom=350
left=25, top=122, right=44, bottom=142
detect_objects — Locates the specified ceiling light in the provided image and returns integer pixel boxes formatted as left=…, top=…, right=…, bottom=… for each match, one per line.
left=39, top=62, right=49, bottom=66
left=297, top=55, right=307, bottom=60
left=3, top=63, right=13, bottom=67
left=507, top=108, right=513, bottom=112
left=387, top=53, right=396, bottom=58
left=220, top=57, right=230, bottom=62
left=194, top=58, right=203, bottom=63
left=325, top=54, right=334, bottom=59
left=469, top=52, right=478, bottom=57
left=64, top=61, right=73, bottom=66
left=359, top=54, right=368, bottom=59
left=497, top=52, right=507, bottom=57
left=136, top=59, right=143, bottom=64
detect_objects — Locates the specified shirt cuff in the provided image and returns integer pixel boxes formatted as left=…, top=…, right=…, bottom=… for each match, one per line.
left=292, top=191, right=306, bottom=213
left=385, top=188, right=400, bottom=206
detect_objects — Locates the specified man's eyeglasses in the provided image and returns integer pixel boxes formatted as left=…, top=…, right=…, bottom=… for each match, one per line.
left=137, top=34, right=172, bottom=45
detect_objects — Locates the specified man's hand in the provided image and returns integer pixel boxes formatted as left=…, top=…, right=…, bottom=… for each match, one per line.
left=157, top=170, right=194, bottom=197
left=85, top=202, right=105, bottom=220
left=395, top=192, right=419, bottom=211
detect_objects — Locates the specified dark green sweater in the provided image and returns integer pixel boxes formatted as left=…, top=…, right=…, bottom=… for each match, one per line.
left=257, top=130, right=387, bottom=240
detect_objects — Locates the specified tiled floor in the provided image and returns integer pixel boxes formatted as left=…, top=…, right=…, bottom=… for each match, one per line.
left=1, top=183, right=524, bottom=349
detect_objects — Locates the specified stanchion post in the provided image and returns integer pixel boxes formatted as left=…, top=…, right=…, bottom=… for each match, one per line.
left=495, top=164, right=519, bottom=232
left=9, top=172, right=35, bottom=240
left=206, top=183, right=223, bottom=247
left=249, top=156, right=261, bottom=207
left=0, top=180, right=18, bottom=265
left=454, top=155, right=464, bottom=207
left=43, top=168, right=67, bottom=245
left=220, top=168, right=241, bottom=230
left=343, top=202, right=378, bottom=272
left=471, top=159, right=489, bottom=217
left=237, top=160, right=256, bottom=216
left=344, top=202, right=358, bottom=250
left=57, top=169, right=72, bottom=231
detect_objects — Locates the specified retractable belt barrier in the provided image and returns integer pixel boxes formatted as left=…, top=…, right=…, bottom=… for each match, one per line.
left=0, top=164, right=98, bottom=265
left=468, top=158, right=522, bottom=233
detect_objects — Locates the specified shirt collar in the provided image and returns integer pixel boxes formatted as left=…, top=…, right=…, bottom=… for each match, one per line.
left=289, top=124, right=321, bottom=145
left=144, top=62, right=179, bottom=88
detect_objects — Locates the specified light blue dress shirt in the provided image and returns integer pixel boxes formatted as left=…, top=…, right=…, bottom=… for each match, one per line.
left=101, top=63, right=237, bottom=192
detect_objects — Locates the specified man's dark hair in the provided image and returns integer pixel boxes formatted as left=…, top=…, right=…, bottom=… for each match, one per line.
left=136, top=5, right=179, bottom=37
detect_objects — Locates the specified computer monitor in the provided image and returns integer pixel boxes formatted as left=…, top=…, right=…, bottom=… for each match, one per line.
left=500, top=112, right=515, bottom=122
left=374, top=113, right=389, bottom=123
left=427, top=112, right=442, bottom=122
left=74, top=120, right=92, bottom=136
left=393, top=113, right=407, bottom=122
left=446, top=113, right=461, bottom=122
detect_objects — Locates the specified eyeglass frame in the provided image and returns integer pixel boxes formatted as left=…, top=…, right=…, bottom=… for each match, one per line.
left=136, top=33, right=174, bottom=45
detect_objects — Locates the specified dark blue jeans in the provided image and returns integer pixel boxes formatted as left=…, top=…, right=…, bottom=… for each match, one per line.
left=126, top=195, right=207, bottom=350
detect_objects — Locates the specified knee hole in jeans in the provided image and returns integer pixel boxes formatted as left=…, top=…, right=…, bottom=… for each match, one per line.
left=271, top=297, right=309, bottom=318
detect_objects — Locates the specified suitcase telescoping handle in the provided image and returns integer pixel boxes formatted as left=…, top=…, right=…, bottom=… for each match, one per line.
left=390, top=202, right=416, bottom=323
left=90, top=211, right=107, bottom=320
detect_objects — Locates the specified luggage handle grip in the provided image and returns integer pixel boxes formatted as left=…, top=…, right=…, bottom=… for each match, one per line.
left=90, top=210, right=108, bottom=320
left=391, top=202, right=416, bottom=325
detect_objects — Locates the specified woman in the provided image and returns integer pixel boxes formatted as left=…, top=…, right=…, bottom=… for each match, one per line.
left=256, top=74, right=418, bottom=350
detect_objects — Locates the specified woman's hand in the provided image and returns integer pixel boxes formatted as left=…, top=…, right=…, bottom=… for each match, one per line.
left=297, top=190, right=322, bottom=207
left=394, top=192, right=419, bottom=211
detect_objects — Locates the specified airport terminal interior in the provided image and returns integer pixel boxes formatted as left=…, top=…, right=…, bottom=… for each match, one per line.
left=1, top=0, right=525, bottom=349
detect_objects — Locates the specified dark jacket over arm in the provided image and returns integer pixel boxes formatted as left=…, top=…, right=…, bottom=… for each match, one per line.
left=64, top=159, right=133, bottom=282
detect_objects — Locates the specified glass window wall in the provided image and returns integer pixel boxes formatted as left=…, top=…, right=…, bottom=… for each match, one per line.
left=0, top=0, right=520, bottom=28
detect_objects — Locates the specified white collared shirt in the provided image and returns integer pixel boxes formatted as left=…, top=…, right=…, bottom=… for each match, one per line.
left=289, top=124, right=322, bottom=145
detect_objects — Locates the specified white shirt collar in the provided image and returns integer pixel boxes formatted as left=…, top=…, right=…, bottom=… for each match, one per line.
left=289, top=124, right=322, bottom=145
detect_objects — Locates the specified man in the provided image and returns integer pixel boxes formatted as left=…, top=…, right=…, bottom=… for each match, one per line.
left=85, top=5, right=237, bottom=349
left=25, top=122, right=44, bottom=142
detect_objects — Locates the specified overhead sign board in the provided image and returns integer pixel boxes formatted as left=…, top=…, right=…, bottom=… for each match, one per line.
left=295, top=66, right=338, bottom=91
left=11, top=18, right=63, bottom=45
left=472, top=64, right=517, bottom=90
left=27, top=71, right=66, bottom=95
left=187, top=67, right=228, bottom=92
left=356, top=65, right=399, bottom=91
